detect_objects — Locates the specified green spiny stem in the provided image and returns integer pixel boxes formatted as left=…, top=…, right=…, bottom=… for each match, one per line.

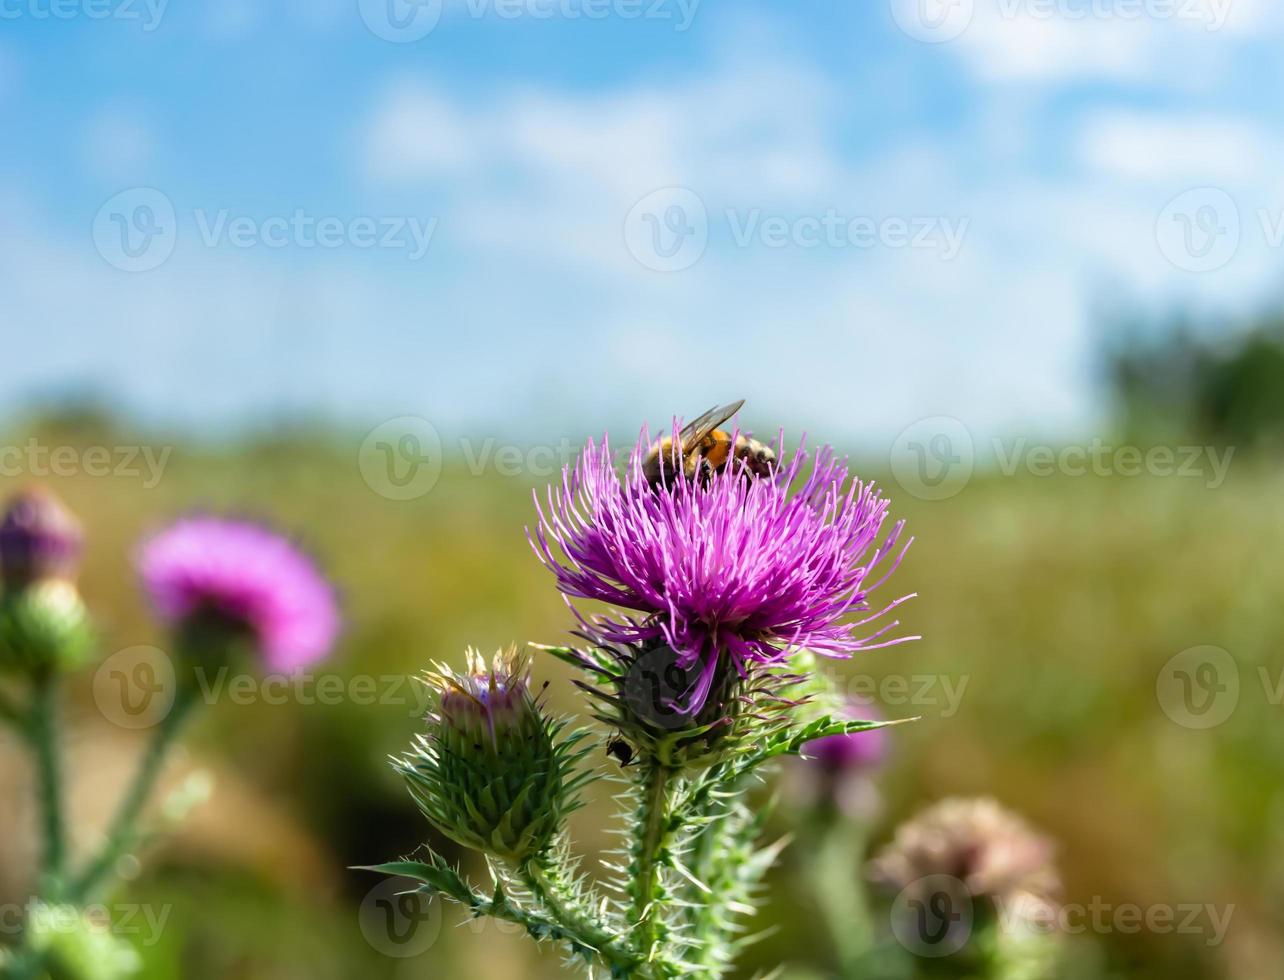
left=71, top=681, right=198, bottom=902
left=519, top=856, right=636, bottom=972
left=30, top=670, right=66, bottom=891
left=630, top=760, right=678, bottom=967
left=683, top=811, right=733, bottom=978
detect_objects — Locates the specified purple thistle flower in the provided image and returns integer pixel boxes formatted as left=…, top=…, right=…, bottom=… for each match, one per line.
left=138, top=516, right=340, bottom=672
left=529, top=423, right=916, bottom=712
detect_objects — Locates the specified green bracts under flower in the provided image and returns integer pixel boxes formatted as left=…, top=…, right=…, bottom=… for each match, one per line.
left=395, top=647, right=592, bottom=863
left=539, top=639, right=808, bottom=770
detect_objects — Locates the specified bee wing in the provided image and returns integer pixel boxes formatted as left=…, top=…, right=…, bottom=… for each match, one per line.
left=678, top=400, right=745, bottom=453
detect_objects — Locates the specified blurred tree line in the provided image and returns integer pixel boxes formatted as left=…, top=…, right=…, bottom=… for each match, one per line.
left=1103, top=308, right=1284, bottom=449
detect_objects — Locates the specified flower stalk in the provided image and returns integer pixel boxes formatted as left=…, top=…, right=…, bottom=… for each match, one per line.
left=71, top=681, right=199, bottom=903
left=30, top=669, right=66, bottom=891
left=630, top=760, right=678, bottom=963
left=516, top=854, right=635, bottom=972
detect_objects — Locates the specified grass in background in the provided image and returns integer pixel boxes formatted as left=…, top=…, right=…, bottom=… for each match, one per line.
left=0, top=414, right=1278, bottom=979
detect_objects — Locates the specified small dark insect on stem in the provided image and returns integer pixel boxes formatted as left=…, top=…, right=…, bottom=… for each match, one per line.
left=606, top=736, right=635, bottom=768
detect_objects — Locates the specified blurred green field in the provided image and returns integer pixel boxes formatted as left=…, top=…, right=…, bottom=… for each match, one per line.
left=1, top=414, right=1279, bottom=979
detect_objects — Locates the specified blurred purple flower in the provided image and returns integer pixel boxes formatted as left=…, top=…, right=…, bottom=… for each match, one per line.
left=868, top=797, right=1060, bottom=908
left=529, top=427, right=916, bottom=711
left=0, top=487, right=84, bottom=589
left=789, top=703, right=888, bottom=819
left=804, top=710, right=888, bottom=774
left=138, top=516, right=339, bottom=672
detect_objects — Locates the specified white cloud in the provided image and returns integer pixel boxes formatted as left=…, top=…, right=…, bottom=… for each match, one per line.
left=958, top=10, right=1153, bottom=83
left=81, top=107, right=156, bottom=183
left=1079, top=112, right=1271, bottom=182
left=363, top=84, right=481, bottom=182
left=362, top=59, right=838, bottom=204
left=949, top=0, right=1274, bottom=86
left=11, top=13, right=1284, bottom=448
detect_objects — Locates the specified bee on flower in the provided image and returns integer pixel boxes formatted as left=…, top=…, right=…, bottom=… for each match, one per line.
left=529, top=403, right=917, bottom=717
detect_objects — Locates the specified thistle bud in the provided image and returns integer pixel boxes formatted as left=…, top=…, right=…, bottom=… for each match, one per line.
left=396, top=647, right=588, bottom=864
left=0, top=490, right=92, bottom=674
left=0, top=579, right=94, bottom=674
left=0, top=488, right=83, bottom=590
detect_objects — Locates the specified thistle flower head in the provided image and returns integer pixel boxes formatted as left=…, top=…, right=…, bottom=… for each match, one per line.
left=529, top=425, right=915, bottom=712
left=396, top=646, right=590, bottom=863
left=0, top=487, right=83, bottom=590
left=868, top=797, right=1060, bottom=908
left=138, top=516, right=339, bottom=672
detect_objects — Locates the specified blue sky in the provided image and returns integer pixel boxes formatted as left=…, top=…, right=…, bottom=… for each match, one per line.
left=2, top=0, right=1283, bottom=447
